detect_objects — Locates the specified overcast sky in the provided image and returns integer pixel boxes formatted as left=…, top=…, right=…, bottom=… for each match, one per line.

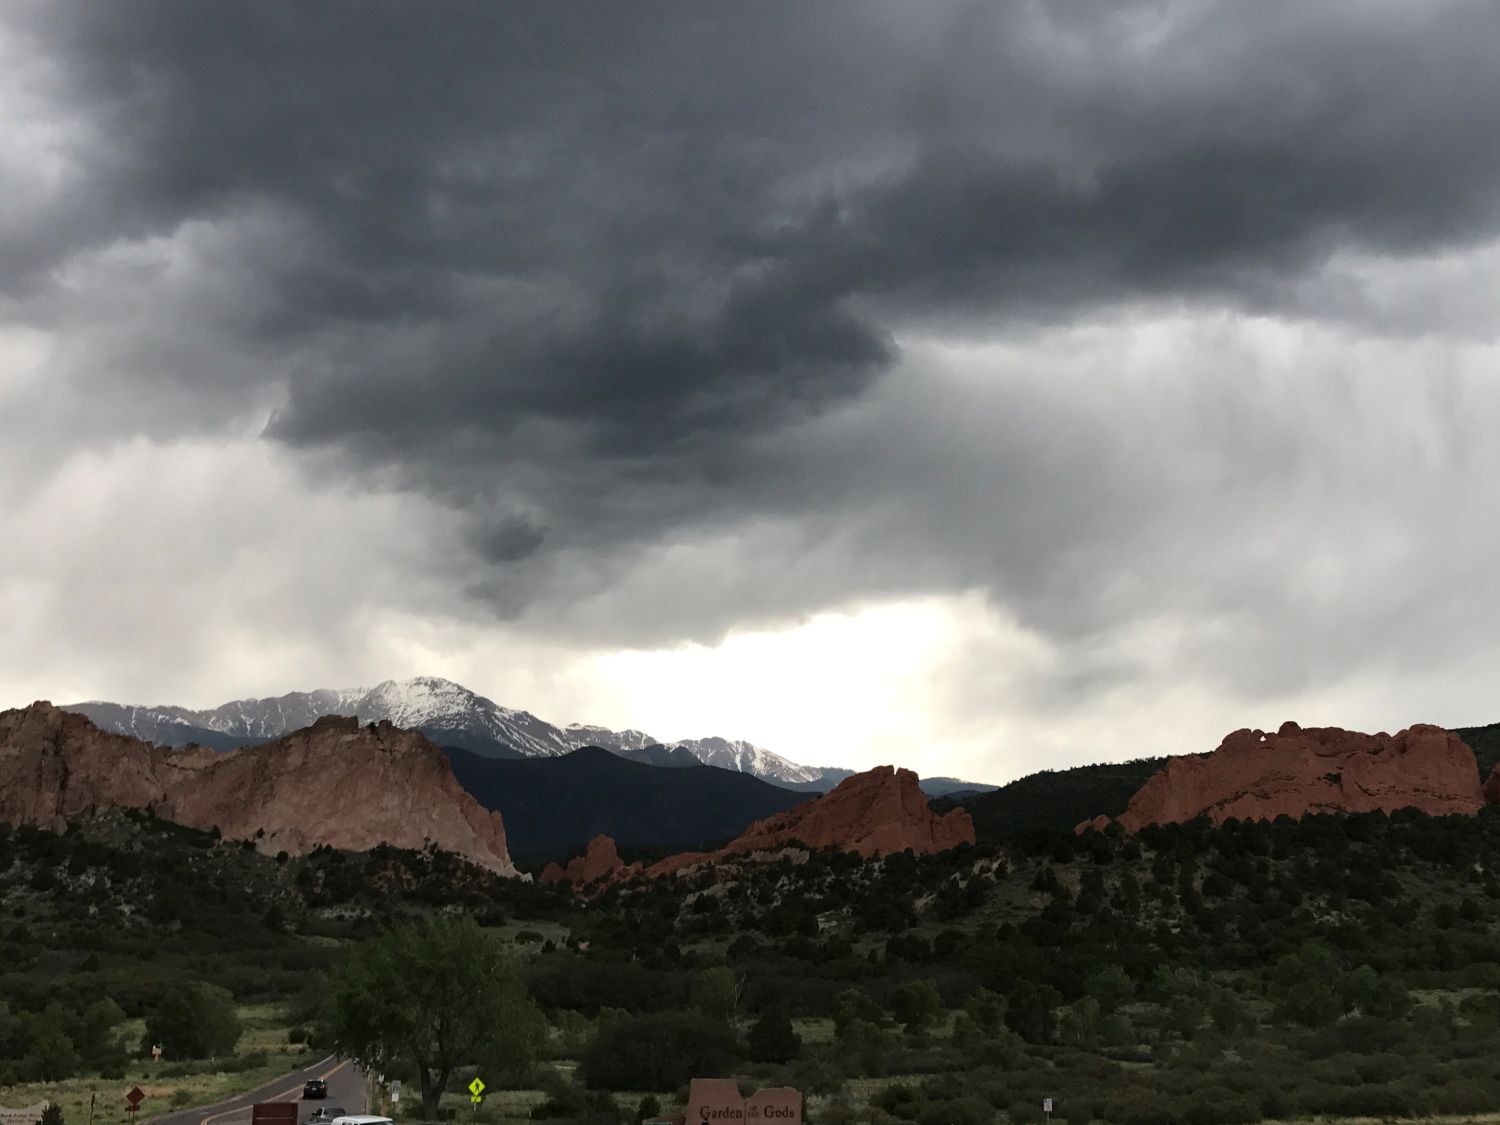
left=3, top=1, right=1499, bottom=783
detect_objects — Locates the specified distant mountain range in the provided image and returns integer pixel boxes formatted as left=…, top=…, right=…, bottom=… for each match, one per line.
left=66, top=676, right=997, bottom=796
left=445, top=745, right=812, bottom=866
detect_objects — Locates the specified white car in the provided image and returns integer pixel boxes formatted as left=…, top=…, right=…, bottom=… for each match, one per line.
left=330, top=1117, right=394, bottom=1125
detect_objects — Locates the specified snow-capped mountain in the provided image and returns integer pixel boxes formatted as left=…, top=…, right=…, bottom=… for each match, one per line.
left=565, top=724, right=658, bottom=753
left=67, top=677, right=830, bottom=782
left=671, top=737, right=828, bottom=786
left=66, top=676, right=991, bottom=793
left=69, top=677, right=577, bottom=758
left=563, top=725, right=826, bottom=785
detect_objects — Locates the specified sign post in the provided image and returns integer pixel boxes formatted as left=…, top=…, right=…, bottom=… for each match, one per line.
left=468, top=1078, right=485, bottom=1119
left=125, top=1088, right=144, bottom=1123
left=1043, top=1098, right=1052, bottom=1124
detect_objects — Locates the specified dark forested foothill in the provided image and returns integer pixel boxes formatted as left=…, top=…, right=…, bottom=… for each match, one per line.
left=9, top=803, right=1500, bottom=1123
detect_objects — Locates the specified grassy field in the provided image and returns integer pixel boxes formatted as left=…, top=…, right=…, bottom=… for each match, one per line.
left=0, top=1004, right=317, bottom=1125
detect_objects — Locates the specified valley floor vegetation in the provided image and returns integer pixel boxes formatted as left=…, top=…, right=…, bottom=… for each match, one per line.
left=7, top=805, right=1500, bottom=1125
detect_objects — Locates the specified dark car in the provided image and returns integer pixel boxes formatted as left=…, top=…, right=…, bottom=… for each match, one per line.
left=303, top=1080, right=328, bottom=1100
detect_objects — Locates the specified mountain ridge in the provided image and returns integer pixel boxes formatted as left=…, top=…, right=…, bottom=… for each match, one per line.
left=443, top=745, right=810, bottom=865
left=67, top=675, right=996, bottom=794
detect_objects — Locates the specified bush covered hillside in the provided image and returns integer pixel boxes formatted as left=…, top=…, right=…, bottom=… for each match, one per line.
left=0, top=810, right=564, bottom=1091
left=10, top=803, right=1500, bottom=1124
left=939, top=758, right=1163, bottom=838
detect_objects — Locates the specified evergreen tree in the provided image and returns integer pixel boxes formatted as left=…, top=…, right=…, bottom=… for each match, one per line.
left=747, top=1009, right=801, bottom=1064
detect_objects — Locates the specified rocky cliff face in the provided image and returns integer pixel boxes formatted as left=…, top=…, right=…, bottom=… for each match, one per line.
left=0, top=703, right=520, bottom=876
left=646, top=765, right=974, bottom=877
left=1090, top=721, right=1485, bottom=833
left=539, top=834, right=639, bottom=887
left=1486, top=762, right=1500, bottom=806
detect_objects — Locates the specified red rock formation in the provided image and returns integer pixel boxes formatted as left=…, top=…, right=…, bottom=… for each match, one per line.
left=0, top=703, right=520, bottom=876
left=645, top=765, right=974, bottom=877
left=539, top=834, right=640, bottom=886
left=1099, top=721, right=1483, bottom=833
left=1485, top=761, right=1500, bottom=806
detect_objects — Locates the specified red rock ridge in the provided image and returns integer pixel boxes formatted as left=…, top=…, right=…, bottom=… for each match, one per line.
left=540, top=834, right=640, bottom=887
left=0, top=702, right=521, bottom=877
left=645, top=765, right=974, bottom=877
left=1084, top=721, right=1484, bottom=834
left=1485, top=760, right=1500, bottom=806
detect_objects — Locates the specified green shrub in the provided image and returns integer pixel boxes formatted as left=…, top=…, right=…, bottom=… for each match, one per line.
left=748, top=1009, right=801, bottom=1064
left=915, top=1096, right=992, bottom=1125
left=1181, top=1088, right=1258, bottom=1125
left=873, top=1084, right=921, bottom=1120
left=1108, top=1092, right=1182, bottom=1125
left=579, top=1010, right=740, bottom=1091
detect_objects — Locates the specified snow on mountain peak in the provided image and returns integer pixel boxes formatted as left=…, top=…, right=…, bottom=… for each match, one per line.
left=66, top=675, right=834, bottom=784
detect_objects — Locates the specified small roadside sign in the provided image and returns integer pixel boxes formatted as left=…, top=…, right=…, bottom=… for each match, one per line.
left=468, top=1078, right=485, bottom=1105
left=1043, top=1098, right=1053, bottom=1121
left=126, top=1089, right=144, bottom=1108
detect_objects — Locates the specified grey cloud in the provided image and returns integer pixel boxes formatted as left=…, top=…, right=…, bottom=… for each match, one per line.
left=6, top=0, right=1500, bottom=690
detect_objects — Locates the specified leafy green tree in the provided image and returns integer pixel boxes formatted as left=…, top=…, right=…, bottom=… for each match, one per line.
left=963, top=987, right=1008, bottom=1038
left=692, top=966, right=742, bottom=1025
left=1005, top=982, right=1062, bottom=1044
left=1342, top=965, right=1411, bottom=1019
left=891, top=980, right=942, bottom=1031
left=1270, top=943, right=1343, bottom=1027
left=1059, top=996, right=1101, bottom=1047
left=747, top=1009, right=801, bottom=1063
left=1207, top=987, right=1251, bottom=1036
left=833, top=988, right=884, bottom=1038
left=837, top=1019, right=892, bottom=1077
left=635, top=1095, right=662, bottom=1124
left=580, top=1011, right=740, bottom=1091
left=1087, top=965, right=1134, bottom=1014
left=324, top=916, right=545, bottom=1117
left=76, top=998, right=127, bottom=1063
left=21, top=1026, right=78, bottom=1081
left=143, top=982, right=241, bottom=1060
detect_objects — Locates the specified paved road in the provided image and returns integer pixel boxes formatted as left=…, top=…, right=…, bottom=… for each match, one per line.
left=146, top=1055, right=369, bottom=1125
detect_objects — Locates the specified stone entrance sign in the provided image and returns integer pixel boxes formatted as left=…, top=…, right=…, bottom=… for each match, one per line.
left=747, top=1087, right=802, bottom=1125
left=687, top=1080, right=802, bottom=1125
left=0, top=1105, right=46, bottom=1125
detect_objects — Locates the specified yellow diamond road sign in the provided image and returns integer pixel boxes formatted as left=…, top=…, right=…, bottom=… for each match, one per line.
left=469, top=1078, right=486, bottom=1099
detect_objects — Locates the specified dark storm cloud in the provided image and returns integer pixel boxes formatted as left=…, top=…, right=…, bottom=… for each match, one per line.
left=8, top=0, right=1500, bottom=641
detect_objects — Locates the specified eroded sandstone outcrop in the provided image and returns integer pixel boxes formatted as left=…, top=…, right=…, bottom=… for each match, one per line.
left=0, top=702, right=520, bottom=876
left=540, top=834, right=640, bottom=887
left=645, top=765, right=975, bottom=877
left=1484, top=761, right=1500, bottom=806
left=1084, top=721, right=1484, bottom=833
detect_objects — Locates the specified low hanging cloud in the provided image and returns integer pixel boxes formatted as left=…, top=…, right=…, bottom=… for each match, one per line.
left=3, top=0, right=1500, bottom=763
